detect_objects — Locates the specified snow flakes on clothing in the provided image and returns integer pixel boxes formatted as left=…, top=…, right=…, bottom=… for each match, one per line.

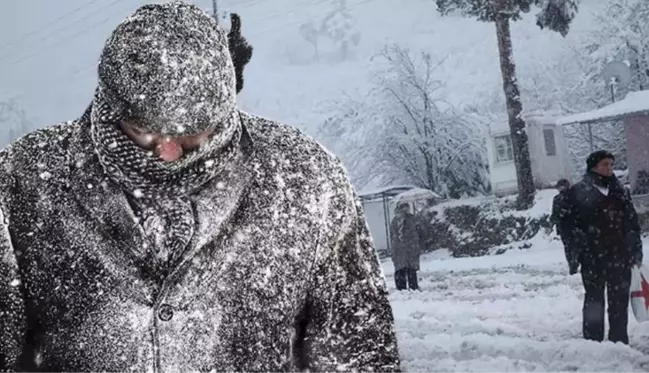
left=0, top=113, right=400, bottom=371
left=0, top=3, right=398, bottom=371
left=97, top=2, right=236, bottom=137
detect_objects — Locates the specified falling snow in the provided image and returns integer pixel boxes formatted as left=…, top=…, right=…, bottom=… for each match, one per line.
left=0, top=3, right=398, bottom=371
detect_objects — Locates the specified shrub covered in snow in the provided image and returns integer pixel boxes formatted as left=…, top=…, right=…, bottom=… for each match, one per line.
left=421, top=189, right=649, bottom=257
left=421, top=190, right=557, bottom=257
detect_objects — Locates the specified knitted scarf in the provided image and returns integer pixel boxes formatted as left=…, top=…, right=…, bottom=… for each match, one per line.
left=90, top=88, right=242, bottom=280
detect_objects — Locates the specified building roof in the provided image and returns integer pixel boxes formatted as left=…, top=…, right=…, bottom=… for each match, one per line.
left=359, top=185, right=416, bottom=202
left=393, top=187, right=441, bottom=202
left=557, top=90, right=649, bottom=126
left=489, top=111, right=562, bottom=135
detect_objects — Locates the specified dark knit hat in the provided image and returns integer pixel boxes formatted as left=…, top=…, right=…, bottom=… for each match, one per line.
left=555, top=178, right=570, bottom=189
left=586, top=150, right=615, bottom=170
left=97, top=2, right=236, bottom=137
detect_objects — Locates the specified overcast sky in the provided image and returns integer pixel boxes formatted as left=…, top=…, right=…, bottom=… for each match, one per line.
left=0, top=0, right=310, bottom=127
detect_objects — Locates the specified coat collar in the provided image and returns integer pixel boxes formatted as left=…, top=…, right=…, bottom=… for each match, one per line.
left=65, top=113, right=255, bottom=298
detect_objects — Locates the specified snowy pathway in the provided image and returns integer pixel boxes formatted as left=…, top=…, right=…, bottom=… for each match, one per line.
left=383, top=238, right=649, bottom=372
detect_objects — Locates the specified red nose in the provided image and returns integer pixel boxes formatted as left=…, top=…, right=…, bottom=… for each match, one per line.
left=157, top=140, right=184, bottom=162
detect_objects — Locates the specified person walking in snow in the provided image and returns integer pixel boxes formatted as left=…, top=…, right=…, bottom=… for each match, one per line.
left=0, top=3, right=400, bottom=372
left=390, top=202, right=423, bottom=290
left=551, top=178, right=571, bottom=241
left=561, top=150, right=643, bottom=344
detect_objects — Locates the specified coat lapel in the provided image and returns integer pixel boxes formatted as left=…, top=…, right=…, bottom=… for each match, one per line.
left=158, top=125, right=255, bottom=300
left=66, top=118, right=255, bottom=303
left=67, top=124, right=148, bottom=264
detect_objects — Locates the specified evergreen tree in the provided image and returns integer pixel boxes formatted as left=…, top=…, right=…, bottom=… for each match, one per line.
left=435, top=0, right=579, bottom=209
left=536, top=0, right=580, bottom=37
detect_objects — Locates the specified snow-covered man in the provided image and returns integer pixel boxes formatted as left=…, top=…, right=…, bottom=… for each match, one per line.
left=0, top=3, right=400, bottom=371
left=561, top=150, right=643, bottom=344
left=390, top=202, right=423, bottom=291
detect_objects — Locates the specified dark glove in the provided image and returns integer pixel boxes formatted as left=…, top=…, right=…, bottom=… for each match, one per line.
left=227, top=13, right=253, bottom=94
left=569, top=262, right=579, bottom=275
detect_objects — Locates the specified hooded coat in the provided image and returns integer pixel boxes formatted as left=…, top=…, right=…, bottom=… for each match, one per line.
left=0, top=3, right=399, bottom=372
left=389, top=204, right=423, bottom=271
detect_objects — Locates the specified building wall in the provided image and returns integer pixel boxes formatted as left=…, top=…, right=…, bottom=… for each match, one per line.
left=625, top=115, right=649, bottom=194
left=488, top=116, right=571, bottom=196
left=486, top=129, right=518, bottom=196
left=530, top=124, right=571, bottom=188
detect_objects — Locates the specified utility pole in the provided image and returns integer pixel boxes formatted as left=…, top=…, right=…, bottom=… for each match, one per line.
left=212, top=0, right=219, bottom=25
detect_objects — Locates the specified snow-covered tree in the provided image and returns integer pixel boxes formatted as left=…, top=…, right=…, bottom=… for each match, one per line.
left=435, top=0, right=579, bottom=209
left=536, top=0, right=579, bottom=37
left=323, top=45, right=489, bottom=198
left=587, top=0, right=649, bottom=92
left=515, top=42, right=627, bottom=177
left=523, top=1, right=649, bottom=176
left=320, top=0, right=361, bottom=61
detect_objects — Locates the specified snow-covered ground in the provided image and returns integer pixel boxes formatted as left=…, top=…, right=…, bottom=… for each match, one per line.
left=383, top=237, right=649, bottom=372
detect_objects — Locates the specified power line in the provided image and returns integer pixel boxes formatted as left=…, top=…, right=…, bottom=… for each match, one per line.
left=2, top=0, right=375, bottom=100
left=1, top=0, right=134, bottom=66
left=0, top=0, right=103, bottom=54
left=0, top=0, right=131, bottom=65
left=244, top=0, right=373, bottom=39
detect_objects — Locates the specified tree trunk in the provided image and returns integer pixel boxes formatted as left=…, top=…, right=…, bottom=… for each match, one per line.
left=494, top=15, right=535, bottom=209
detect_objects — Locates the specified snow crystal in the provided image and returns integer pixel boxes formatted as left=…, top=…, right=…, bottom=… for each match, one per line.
left=9, top=279, right=20, bottom=286
left=39, top=171, right=52, bottom=180
left=204, top=159, right=215, bottom=167
left=133, top=189, right=144, bottom=198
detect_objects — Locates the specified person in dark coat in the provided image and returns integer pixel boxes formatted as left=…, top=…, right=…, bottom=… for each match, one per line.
left=561, top=150, right=643, bottom=345
left=551, top=178, right=571, bottom=243
left=390, top=202, right=423, bottom=290
left=0, top=3, right=400, bottom=372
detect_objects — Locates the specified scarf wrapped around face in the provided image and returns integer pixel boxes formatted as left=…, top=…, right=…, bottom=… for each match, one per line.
left=90, top=88, right=242, bottom=281
left=87, top=2, right=242, bottom=280
left=90, top=86, right=241, bottom=199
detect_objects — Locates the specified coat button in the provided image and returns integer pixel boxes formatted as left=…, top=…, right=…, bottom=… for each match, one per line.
left=158, top=304, right=174, bottom=321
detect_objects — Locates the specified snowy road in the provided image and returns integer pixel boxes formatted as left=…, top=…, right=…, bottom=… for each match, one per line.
left=383, top=237, right=649, bottom=372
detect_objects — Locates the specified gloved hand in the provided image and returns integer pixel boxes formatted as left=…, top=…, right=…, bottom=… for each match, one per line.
left=569, top=262, right=579, bottom=275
